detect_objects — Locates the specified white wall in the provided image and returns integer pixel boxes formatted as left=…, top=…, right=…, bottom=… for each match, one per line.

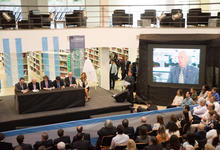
left=1, top=28, right=220, bottom=62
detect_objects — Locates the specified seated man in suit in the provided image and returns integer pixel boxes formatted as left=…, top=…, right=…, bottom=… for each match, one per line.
left=122, top=119, right=134, bottom=139
left=135, top=116, right=152, bottom=139
left=53, top=76, right=65, bottom=89
left=28, top=79, right=40, bottom=91
left=40, top=75, right=53, bottom=90
left=54, top=129, right=70, bottom=146
left=0, top=133, right=13, bottom=150
left=167, top=51, right=199, bottom=84
left=71, top=133, right=93, bottom=150
left=15, top=135, right=33, bottom=150
left=96, top=120, right=117, bottom=149
left=15, top=77, right=28, bottom=94
left=65, top=72, right=76, bottom=87
left=72, top=126, right=90, bottom=143
left=33, top=132, right=53, bottom=150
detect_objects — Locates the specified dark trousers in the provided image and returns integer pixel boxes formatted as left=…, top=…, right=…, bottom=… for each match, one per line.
left=121, top=70, right=128, bottom=80
left=110, top=73, right=116, bottom=89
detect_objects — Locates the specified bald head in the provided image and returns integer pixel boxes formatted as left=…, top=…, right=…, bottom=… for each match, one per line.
left=104, top=120, right=113, bottom=128
left=141, top=116, right=147, bottom=123
left=32, top=79, right=37, bottom=84
left=77, top=126, right=83, bottom=133
left=68, top=72, right=72, bottom=78
left=208, top=103, right=214, bottom=111
left=198, top=124, right=204, bottom=131
left=178, top=51, right=189, bottom=68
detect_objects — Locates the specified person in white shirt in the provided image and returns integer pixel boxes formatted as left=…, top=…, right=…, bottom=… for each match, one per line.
left=201, top=103, right=215, bottom=123
left=207, top=96, right=220, bottom=115
left=171, top=89, right=184, bottom=106
left=192, top=98, right=207, bottom=124
left=110, top=124, right=129, bottom=149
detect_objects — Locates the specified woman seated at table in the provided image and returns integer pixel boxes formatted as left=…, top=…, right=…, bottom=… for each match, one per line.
left=171, top=89, right=184, bottom=107
left=78, top=72, right=90, bottom=102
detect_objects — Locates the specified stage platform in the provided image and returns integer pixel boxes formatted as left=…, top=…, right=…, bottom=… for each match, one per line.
left=0, top=87, right=131, bottom=132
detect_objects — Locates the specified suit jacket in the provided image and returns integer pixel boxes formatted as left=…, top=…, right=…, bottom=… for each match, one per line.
left=33, top=139, right=53, bottom=150
left=0, top=141, right=14, bottom=150
left=124, top=126, right=135, bottom=139
left=72, top=140, right=93, bottom=150
left=54, top=136, right=71, bottom=145
left=97, top=127, right=117, bottom=146
left=28, top=82, right=40, bottom=91
left=40, top=80, right=53, bottom=89
left=121, top=60, right=131, bottom=73
left=52, top=80, right=64, bottom=88
left=15, top=82, right=28, bottom=93
left=64, top=77, right=76, bottom=87
left=144, top=144, right=163, bottom=150
left=16, top=143, right=33, bottom=150
left=167, top=65, right=199, bottom=84
left=124, top=75, right=135, bottom=92
left=72, top=133, right=91, bottom=143
left=135, top=124, right=152, bottom=138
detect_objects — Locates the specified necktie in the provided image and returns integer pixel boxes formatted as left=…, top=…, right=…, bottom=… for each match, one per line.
left=178, top=68, right=184, bottom=83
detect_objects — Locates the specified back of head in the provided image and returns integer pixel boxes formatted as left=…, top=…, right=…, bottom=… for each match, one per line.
left=0, top=133, right=5, bottom=141
left=57, top=141, right=65, bottom=150
left=41, top=132, right=48, bottom=141
left=167, top=121, right=178, bottom=133
left=57, top=129, right=64, bottom=137
left=122, top=119, right=129, bottom=128
left=77, top=126, right=83, bottom=133
left=141, top=116, right=147, bottom=123
left=170, top=114, right=178, bottom=123
left=117, top=124, right=124, bottom=134
left=198, top=123, right=205, bottom=131
left=187, top=133, right=195, bottom=146
left=169, top=135, right=180, bottom=149
left=16, top=135, right=24, bottom=145
left=183, top=110, right=190, bottom=122
left=157, top=115, right=164, bottom=125
left=184, top=105, right=190, bottom=111
left=127, top=139, right=136, bottom=150
left=104, top=120, right=113, bottom=128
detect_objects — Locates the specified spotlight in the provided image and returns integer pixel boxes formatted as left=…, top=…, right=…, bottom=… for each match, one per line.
left=2, top=12, right=12, bottom=22
left=172, top=11, right=182, bottom=21
left=49, top=12, right=55, bottom=21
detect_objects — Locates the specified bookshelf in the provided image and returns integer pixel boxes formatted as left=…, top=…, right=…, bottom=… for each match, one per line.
left=59, top=50, right=68, bottom=78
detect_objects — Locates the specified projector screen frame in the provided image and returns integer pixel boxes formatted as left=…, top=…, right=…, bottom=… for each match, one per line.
left=147, top=44, right=206, bottom=88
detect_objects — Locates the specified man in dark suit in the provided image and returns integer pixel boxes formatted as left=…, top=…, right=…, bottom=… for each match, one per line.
left=167, top=51, right=199, bottom=84
left=54, top=129, right=70, bottom=145
left=40, top=75, right=53, bottom=90
left=144, top=136, right=162, bottom=150
left=15, top=77, right=28, bottom=93
left=121, top=56, right=131, bottom=80
left=33, top=132, right=53, bottom=150
left=135, top=116, right=152, bottom=139
left=122, top=119, right=134, bottom=139
left=64, top=72, right=76, bottom=87
left=0, top=133, right=13, bottom=150
left=71, top=133, right=93, bottom=150
left=15, top=135, right=33, bottom=150
left=124, top=71, right=135, bottom=103
left=72, top=126, right=90, bottom=143
left=52, top=76, right=65, bottom=89
left=28, top=79, right=40, bottom=91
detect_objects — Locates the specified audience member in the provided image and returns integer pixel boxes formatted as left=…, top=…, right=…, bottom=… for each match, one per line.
left=78, top=72, right=90, bottom=102
left=52, top=76, right=64, bottom=89
left=15, top=135, right=33, bottom=150
left=152, top=115, right=164, bottom=131
left=40, top=75, right=53, bottom=90
left=54, top=129, right=70, bottom=145
left=183, top=133, right=198, bottom=149
left=170, top=114, right=181, bottom=128
left=181, top=111, right=191, bottom=135
left=33, top=132, right=53, bottom=150
left=156, top=125, right=168, bottom=144
left=171, top=89, right=184, bottom=106
left=202, top=104, right=215, bottom=123
left=183, top=105, right=193, bottom=121
left=192, top=98, right=207, bottom=124
left=208, top=96, right=220, bottom=114
left=72, top=126, right=90, bottom=143
left=181, top=91, right=194, bottom=106
left=0, top=133, right=13, bottom=150
left=212, top=87, right=219, bottom=101
left=28, top=79, right=40, bottom=91
left=122, top=119, right=134, bottom=139
left=57, top=142, right=65, bottom=150
left=110, top=124, right=129, bottom=149
left=71, top=133, right=93, bottom=150
left=135, top=126, right=150, bottom=144
left=195, top=124, right=206, bottom=142
left=199, top=85, right=209, bottom=99
left=127, top=139, right=136, bottom=150
left=167, top=135, right=181, bottom=150
left=166, top=121, right=180, bottom=138
left=15, top=77, right=28, bottom=93
left=190, top=87, right=198, bottom=102
left=144, top=136, right=162, bottom=150
left=135, top=117, right=152, bottom=138
left=206, top=91, right=213, bottom=102
left=64, top=72, right=76, bottom=87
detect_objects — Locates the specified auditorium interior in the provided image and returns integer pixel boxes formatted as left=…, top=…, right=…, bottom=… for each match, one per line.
left=0, top=0, right=220, bottom=150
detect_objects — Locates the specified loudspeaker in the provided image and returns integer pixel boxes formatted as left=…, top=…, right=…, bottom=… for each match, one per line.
left=113, top=90, right=129, bottom=102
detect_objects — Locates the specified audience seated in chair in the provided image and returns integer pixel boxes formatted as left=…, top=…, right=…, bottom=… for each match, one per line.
left=166, top=135, right=181, bottom=150
left=15, top=135, right=33, bottom=150
left=156, top=125, right=169, bottom=144
left=212, top=87, right=219, bottom=102
left=182, top=133, right=199, bottom=149
left=0, top=133, right=13, bottom=150
left=72, top=126, right=90, bottom=143
left=166, top=121, right=180, bottom=138
left=135, top=116, right=152, bottom=139
left=71, top=133, right=93, bottom=150
left=135, top=126, right=150, bottom=145
left=181, top=91, right=194, bottom=107
left=170, top=89, right=184, bottom=107
left=33, top=132, right=53, bottom=150
left=54, top=129, right=70, bottom=146
left=122, top=119, right=134, bottom=139
left=192, top=98, right=207, bottom=124
left=126, top=139, right=136, bottom=150
left=57, top=142, right=65, bottom=150
left=152, top=115, right=165, bottom=131
left=144, top=136, right=162, bottom=150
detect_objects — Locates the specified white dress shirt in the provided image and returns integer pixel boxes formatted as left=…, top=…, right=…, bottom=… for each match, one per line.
left=193, top=105, right=207, bottom=118
left=110, top=134, right=129, bottom=149
left=172, top=95, right=184, bottom=105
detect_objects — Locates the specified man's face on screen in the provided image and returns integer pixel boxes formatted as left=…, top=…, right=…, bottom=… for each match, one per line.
left=178, top=51, right=189, bottom=68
